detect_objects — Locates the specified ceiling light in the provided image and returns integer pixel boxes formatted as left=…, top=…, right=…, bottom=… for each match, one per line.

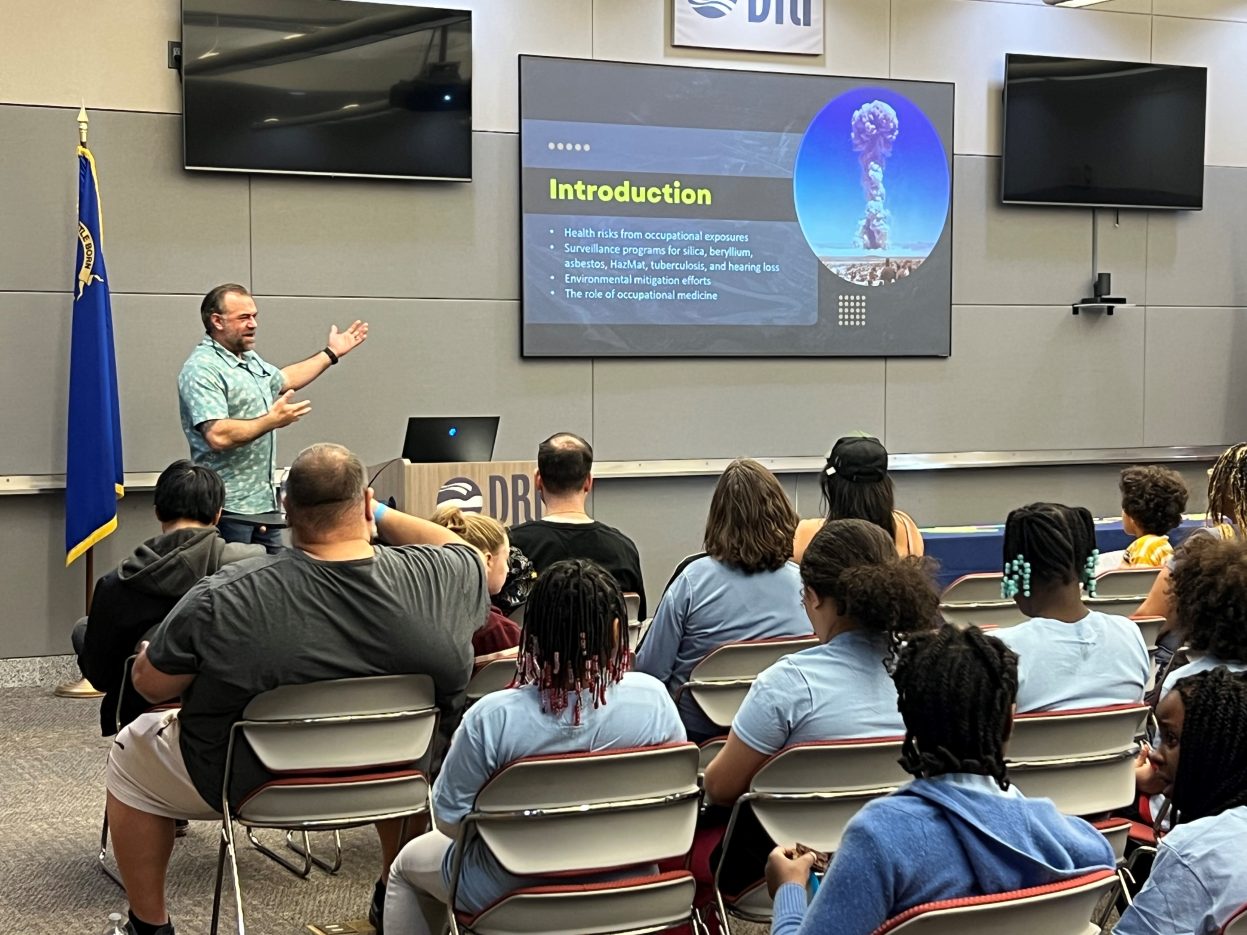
left=1043, top=0, right=1115, bottom=7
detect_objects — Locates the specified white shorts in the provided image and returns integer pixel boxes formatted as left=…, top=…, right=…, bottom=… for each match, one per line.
left=106, top=709, right=221, bottom=820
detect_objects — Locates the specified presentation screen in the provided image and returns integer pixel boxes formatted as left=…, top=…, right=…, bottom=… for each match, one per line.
left=519, top=57, right=954, bottom=358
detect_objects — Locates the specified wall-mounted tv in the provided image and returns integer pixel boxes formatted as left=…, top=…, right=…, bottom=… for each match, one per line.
left=520, top=56, right=955, bottom=358
left=1001, top=54, right=1206, bottom=210
left=181, top=0, right=471, bottom=180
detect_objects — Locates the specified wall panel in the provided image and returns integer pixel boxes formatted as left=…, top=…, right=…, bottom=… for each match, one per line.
left=885, top=305, right=1146, bottom=452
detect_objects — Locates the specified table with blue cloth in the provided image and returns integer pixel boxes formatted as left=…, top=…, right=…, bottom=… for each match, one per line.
left=924, top=516, right=1205, bottom=590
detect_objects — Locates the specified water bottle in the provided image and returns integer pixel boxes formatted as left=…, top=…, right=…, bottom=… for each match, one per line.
left=102, top=912, right=127, bottom=935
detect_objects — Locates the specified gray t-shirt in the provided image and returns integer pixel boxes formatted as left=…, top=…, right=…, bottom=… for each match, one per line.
left=145, top=543, right=487, bottom=810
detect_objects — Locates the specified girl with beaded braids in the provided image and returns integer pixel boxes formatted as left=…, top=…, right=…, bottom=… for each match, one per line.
left=384, top=559, right=685, bottom=935
left=1116, top=667, right=1247, bottom=935
left=765, top=626, right=1115, bottom=935
left=992, top=502, right=1149, bottom=712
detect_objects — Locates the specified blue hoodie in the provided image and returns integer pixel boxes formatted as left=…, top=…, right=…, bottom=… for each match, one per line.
left=771, top=773, right=1115, bottom=935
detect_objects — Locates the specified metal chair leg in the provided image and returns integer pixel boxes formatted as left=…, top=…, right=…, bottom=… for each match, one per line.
left=246, top=827, right=313, bottom=878
left=211, top=830, right=227, bottom=935
left=284, top=829, right=344, bottom=873
left=227, top=820, right=248, bottom=935
left=98, top=810, right=125, bottom=891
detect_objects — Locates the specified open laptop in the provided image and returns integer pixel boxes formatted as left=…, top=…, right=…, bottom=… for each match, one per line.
left=402, top=416, right=500, bottom=463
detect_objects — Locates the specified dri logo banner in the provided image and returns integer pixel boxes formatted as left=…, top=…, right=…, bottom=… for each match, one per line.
left=675, top=0, right=822, bottom=55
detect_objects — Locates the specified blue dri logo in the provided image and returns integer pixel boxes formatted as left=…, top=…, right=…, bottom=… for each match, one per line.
left=436, top=476, right=484, bottom=513
left=689, top=0, right=737, bottom=18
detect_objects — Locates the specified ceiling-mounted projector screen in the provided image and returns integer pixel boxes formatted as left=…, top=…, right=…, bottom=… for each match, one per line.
left=519, top=56, right=954, bottom=358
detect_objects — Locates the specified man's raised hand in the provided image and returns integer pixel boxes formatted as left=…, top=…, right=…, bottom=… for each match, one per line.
left=270, top=389, right=312, bottom=427
left=327, top=320, right=369, bottom=359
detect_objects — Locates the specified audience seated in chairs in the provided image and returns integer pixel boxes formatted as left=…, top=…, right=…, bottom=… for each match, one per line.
left=991, top=502, right=1149, bottom=712
left=1116, top=667, right=1247, bottom=935
left=764, top=626, right=1115, bottom=935
left=1153, top=535, right=1247, bottom=702
left=103, top=443, right=489, bottom=935
left=1117, top=465, right=1188, bottom=569
left=76, top=460, right=263, bottom=736
left=1136, top=442, right=1247, bottom=657
left=384, top=559, right=685, bottom=935
left=427, top=504, right=521, bottom=668
left=634, top=458, right=811, bottom=742
left=792, top=435, right=923, bottom=564
left=506, top=431, right=647, bottom=617
left=703, top=518, right=939, bottom=806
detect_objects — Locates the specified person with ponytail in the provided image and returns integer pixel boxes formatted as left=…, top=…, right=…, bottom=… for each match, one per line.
left=383, top=559, right=684, bottom=935
left=428, top=505, right=521, bottom=665
left=991, top=502, right=1149, bottom=712
left=1116, top=667, right=1247, bottom=935
left=765, top=627, right=1115, bottom=935
left=703, top=519, right=939, bottom=806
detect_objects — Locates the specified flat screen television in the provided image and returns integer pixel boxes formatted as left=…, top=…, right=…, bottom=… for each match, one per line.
left=1001, top=54, right=1205, bottom=210
left=181, top=0, right=471, bottom=180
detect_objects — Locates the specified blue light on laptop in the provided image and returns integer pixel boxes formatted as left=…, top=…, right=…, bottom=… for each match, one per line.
left=448, top=426, right=458, bottom=436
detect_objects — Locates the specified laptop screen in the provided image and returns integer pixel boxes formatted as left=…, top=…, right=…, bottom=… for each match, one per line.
left=402, top=417, right=500, bottom=463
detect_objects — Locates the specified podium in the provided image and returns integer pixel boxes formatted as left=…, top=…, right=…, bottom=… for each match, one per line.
left=370, top=459, right=543, bottom=526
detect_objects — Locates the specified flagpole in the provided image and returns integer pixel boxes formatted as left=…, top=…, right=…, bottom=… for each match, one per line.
left=56, top=104, right=104, bottom=699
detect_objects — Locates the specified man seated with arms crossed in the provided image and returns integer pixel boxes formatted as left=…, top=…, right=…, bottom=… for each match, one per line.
left=75, top=460, right=264, bottom=737
left=508, top=431, right=647, bottom=617
left=104, top=443, right=488, bottom=935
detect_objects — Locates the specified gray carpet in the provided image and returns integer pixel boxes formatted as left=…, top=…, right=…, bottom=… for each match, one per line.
left=0, top=687, right=383, bottom=935
left=1, top=686, right=771, bottom=935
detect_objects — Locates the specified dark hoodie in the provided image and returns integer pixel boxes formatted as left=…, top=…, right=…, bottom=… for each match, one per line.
left=772, top=772, right=1116, bottom=935
left=79, top=527, right=262, bottom=735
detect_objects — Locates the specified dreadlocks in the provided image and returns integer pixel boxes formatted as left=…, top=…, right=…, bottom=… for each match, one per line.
left=891, top=626, right=1020, bottom=790
left=1002, top=502, right=1098, bottom=593
left=515, top=559, right=629, bottom=725
left=1171, top=666, right=1247, bottom=824
left=1207, top=443, right=1247, bottom=531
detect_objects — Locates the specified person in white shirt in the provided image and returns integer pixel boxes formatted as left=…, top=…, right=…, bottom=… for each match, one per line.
left=1116, top=666, right=1247, bottom=935
left=991, top=502, right=1149, bottom=712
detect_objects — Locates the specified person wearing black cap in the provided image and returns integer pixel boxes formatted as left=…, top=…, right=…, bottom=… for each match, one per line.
left=793, top=435, right=923, bottom=563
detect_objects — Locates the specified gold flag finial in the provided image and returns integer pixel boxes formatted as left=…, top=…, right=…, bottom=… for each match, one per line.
left=77, top=104, right=89, bottom=146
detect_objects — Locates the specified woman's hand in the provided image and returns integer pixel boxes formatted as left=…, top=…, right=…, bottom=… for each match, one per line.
left=766, top=845, right=816, bottom=898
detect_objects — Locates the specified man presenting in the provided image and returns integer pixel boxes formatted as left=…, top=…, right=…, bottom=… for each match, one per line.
left=177, top=283, right=368, bottom=549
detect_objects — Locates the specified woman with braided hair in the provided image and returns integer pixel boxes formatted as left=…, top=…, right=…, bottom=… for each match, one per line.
left=384, top=559, right=684, bottom=935
left=765, top=626, right=1114, bottom=935
left=1116, top=666, right=1247, bottom=935
left=991, top=502, right=1149, bottom=712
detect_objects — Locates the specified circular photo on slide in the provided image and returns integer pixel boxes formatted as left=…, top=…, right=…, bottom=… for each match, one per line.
left=793, top=88, right=951, bottom=288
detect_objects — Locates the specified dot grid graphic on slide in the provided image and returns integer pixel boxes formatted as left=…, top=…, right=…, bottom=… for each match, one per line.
left=837, top=294, right=867, bottom=327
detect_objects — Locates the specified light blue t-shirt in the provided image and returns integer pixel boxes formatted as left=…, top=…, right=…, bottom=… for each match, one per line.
left=992, top=611, right=1149, bottom=712
left=1160, top=656, right=1247, bottom=701
left=731, top=630, right=903, bottom=756
left=633, top=556, right=810, bottom=740
left=177, top=335, right=285, bottom=513
left=1115, top=806, right=1247, bottom=935
left=433, top=672, right=685, bottom=913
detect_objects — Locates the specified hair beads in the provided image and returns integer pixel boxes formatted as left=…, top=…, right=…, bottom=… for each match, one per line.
left=1001, top=554, right=1031, bottom=599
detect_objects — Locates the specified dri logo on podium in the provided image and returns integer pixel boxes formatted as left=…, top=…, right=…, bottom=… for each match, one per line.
left=437, top=475, right=540, bottom=525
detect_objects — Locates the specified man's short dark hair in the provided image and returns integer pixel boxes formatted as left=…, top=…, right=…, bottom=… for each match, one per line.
left=154, top=460, right=226, bottom=525
left=284, top=443, right=367, bottom=534
left=537, top=433, right=593, bottom=497
left=200, top=283, right=251, bottom=332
